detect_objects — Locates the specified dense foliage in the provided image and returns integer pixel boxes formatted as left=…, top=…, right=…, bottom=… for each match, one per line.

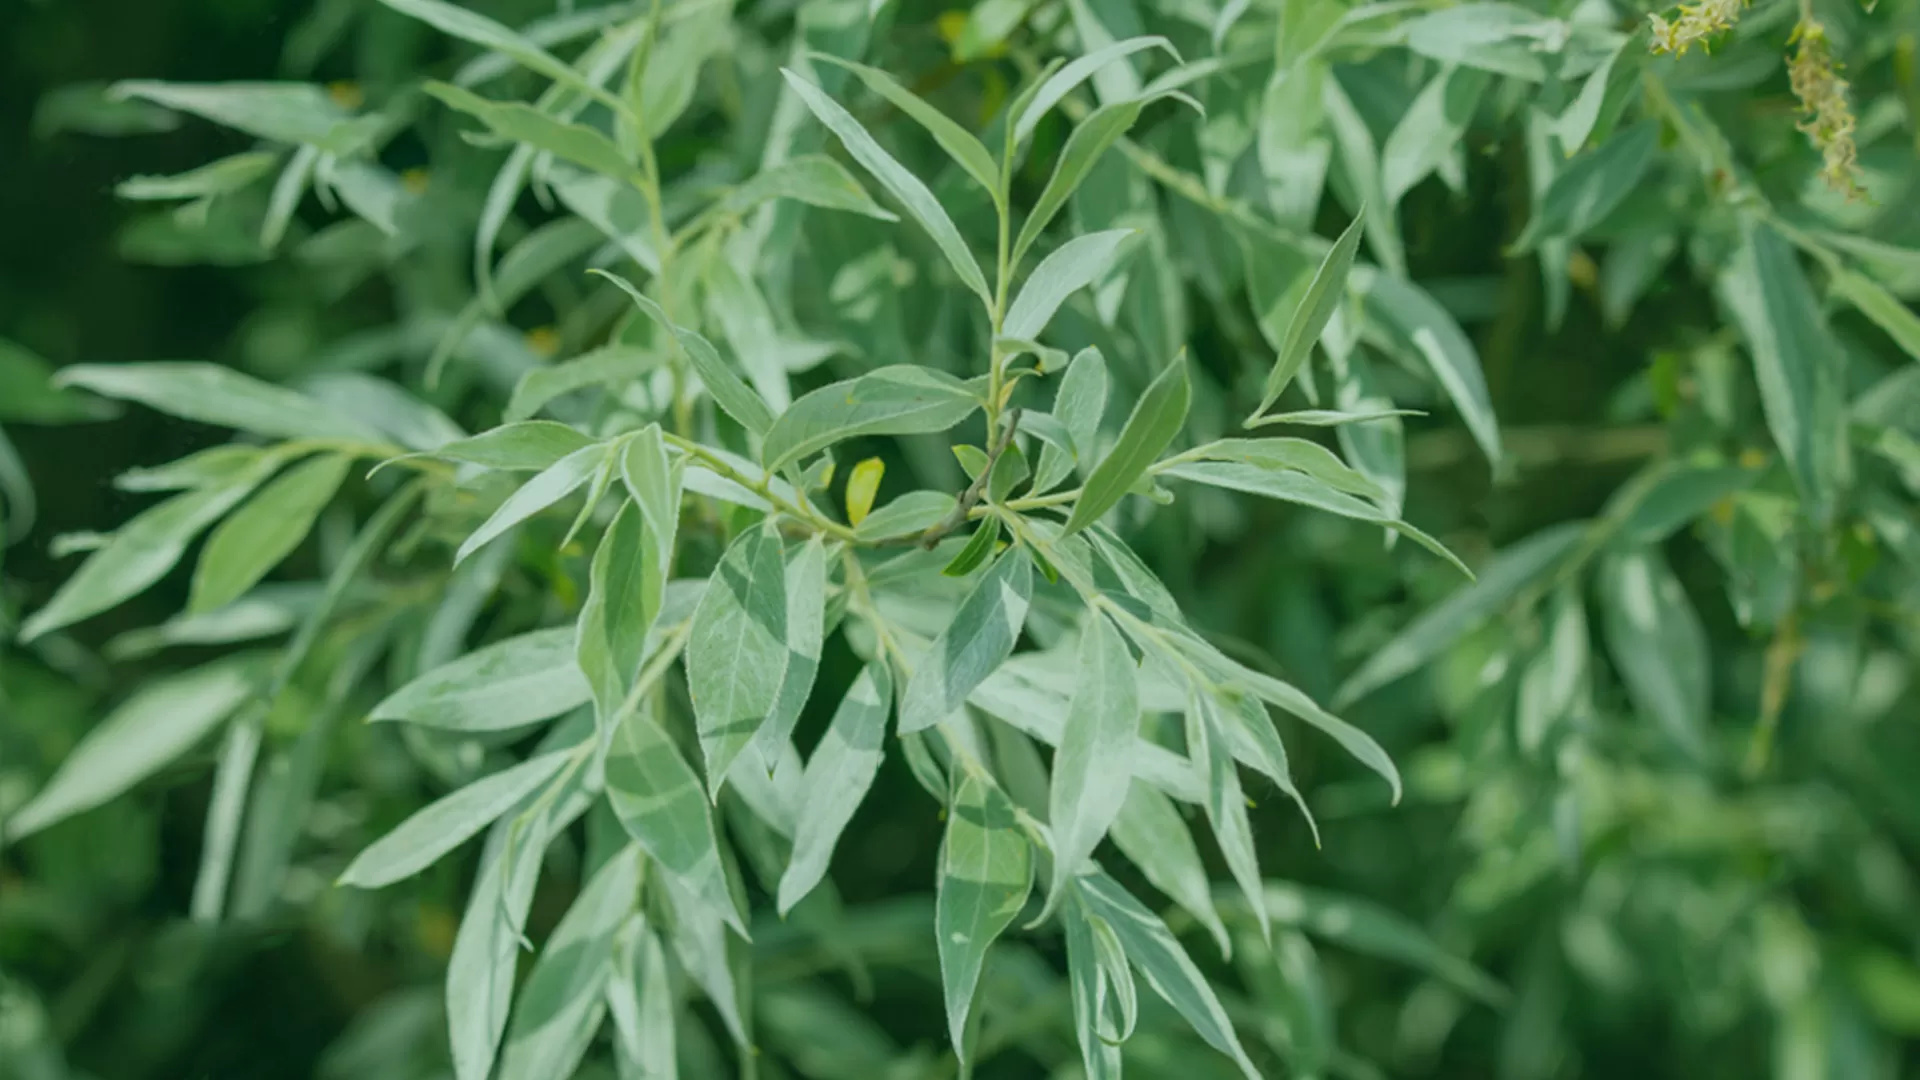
left=3, top=0, right=1918, bottom=1077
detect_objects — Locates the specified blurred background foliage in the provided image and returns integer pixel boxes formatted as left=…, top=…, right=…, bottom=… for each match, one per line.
left=2, top=0, right=1919, bottom=1077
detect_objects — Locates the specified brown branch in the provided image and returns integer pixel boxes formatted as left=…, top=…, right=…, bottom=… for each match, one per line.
left=919, top=407, right=1023, bottom=549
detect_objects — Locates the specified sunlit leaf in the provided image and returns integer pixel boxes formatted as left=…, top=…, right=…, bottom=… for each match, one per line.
left=372, top=627, right=591, bottom=731
left=686, top=525, right=790, bottom=788
left=339, top=750, right=573, bottom=889
left=761, top=367, right=980, bottom=474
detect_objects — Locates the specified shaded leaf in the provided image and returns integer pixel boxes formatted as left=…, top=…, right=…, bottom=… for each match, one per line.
left=189, top=452, right=350, bottom=614
left=937, top=772, right=1034, bottom=1058
left=1041, top=613, right=1139, bottom=921
left=1065, top=352, right=1189, bottom=536
left=1252, top=209, right=1365, bottom=419
left=1597, top=546, right=1711, bottom=758
left=778, top=661, right=893, bottom=914
left=457, top=443, right=606, bottom=564
left=900, top=549, right=1035, bottom=733
left=606, top=705, right=745, bottom=935
left=497, top=846, right=642, bottom=1080
left=57, top=362, right=383, bottom=443
left=686, top=525, right=789, bottom=788
left=339, top=750, right=572, bottom=889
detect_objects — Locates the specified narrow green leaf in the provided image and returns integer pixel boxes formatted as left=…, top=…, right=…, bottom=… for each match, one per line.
left=506, top=347, right=656, bottom=423
left=497, top=845, right=642, bottom=1080
left=20, top=454, right=282, bottom=642
left=56, top=361, right=383, bottom=443
left=1076, top=871, right=1260, bottom=1079
left=899, top=548, right=1035, bottom=733
left=4, top=658, right=257, bottom=841
left=339, top=750, right=572, bottom=889
left=1065, top=898, right=1125, bottom=1080
left=659, top=874, right=748, bottom=1043
left=593, top=269, right=777, bottom=436
left=1247, top=407, right=1425, bottom=427
left=810, top=56, right=1001, bottom=199
left=116, top=150, right=280, bottom=202
left=1718, top=219, right=1849, bottom=524
left=607, top=921, right=677, bottom=1078
left=372, top=627, right=591, bottom=731
left=457, top=443, right=606, bottom=564
left=1597, top=546, right=1710, bottom=758
left=1033, top=347, right=1110, bottom=493
left=1013, top=90, right=1196, bottom=269
left=426, top=81, right=642, bottom=185
left=937, top=772, right=1034, bottom=1060
left=717, top=154, right=899, bottom=221
left=1553, top=39, right=1625, bottom=152
left=1109, top=783, right=1232, bottom=957
left=1004, top=229, right=1136, bottom=341
left=943, top=515, right=1002, bottom=577
left=854, top=490, right=959, bottom=542
left=575, top=500, right=651, bottom=722
left=1401, top=4, right=1555, bottom=81
left=686, top=525, right=790, bottom=789
left=1335, top=521, right=1584, bottom=707
left=781, top=69, right=992, bottom=308
left=1187, top=438, right=1384, bottom=504
left=1188, top=690, right=1266, bottom=942
left=1064, top=352, right=1190, bottom=537
left=761, top=366, right=980, bottom=474
left=756, top=536, right=827, bottom=760
left=378, top=0, right=626, bottom=114
left=1252, top=210, right=1365, bottom=418
left=1040, top=613, right=1139, bottom=922
left=1012, top=36, right=1179, bottom=146
left=189, top=452, right=350, bottom=614
left=606, top=705, right=746, bottom=935
left=408, top=420, right=596, bottom=472
left=1382, top=68, right=1489, bottom=209
left=1832, top=268, right=1920, bottom=361
left=778, top=660, right=893, bottom=914
left=1513, top=121, right=1659, bottom=251
left=109, top=80, right=374, bottom=153
left=1258, top=881, right=1506, bottom=1005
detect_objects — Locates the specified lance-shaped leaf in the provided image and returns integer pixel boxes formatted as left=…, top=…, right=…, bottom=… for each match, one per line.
left=379, top=0, right=627, bottom=114
left=1013, top=89, right=1199, bottom=269
left=405, top=420, right=596, bottom=472
left=457, top=442, right=607, bottom=565
left=755, top=537, right=826, bottom=763
left=1513, top=121, right=1658, bottom=251
left=1110, top=783, right=1232, bottom=957
left=1065, top=897, right=1125, bottom=1080
left=607, top=920, right=677, bottom=1077
left=1257, top=881, right=1506, bottom=1004
left=716, top=154, right=898, bottom=220
left=1003, top=229, right=1136, bottom=342
left=1832, top=269, right=1920, bottom=361
left=1718, top=218, right=1849, bottom=524
left=1077, top=871, right=1260, bottom=1078
left=1251, top=209, right=1364, bottom=419
left=809, top=55, right=1001, bottom=199
left=427, top=81, right=642, bottom=186
left=593, top=270, right=777, bottom=436
left=1065, top=352, right=1190, bottom=537
left=1033, top=347, right=1110, bottom=493
left=56, top=362, right=382, bottom=443
left=4, top=657, right=258, bottom=841
left=1188, top=690, right=1266, bottom=941
left=339, top=750, right=573, bottom=889
left=937, top=772, right=1034, bottom=1060
left=1336, top=521, right=1584, bottom=707
left=605, top=705, right=745, bottom=935
left=19, top=453, right=282, bottom=642
left=1160, top=461, right=1466, bottom=576
left=1039, top=613, right=1139, bottom=922
left=496, top=845, right=642, bottom=1080
left=1598, top=546, right=1710, bottom=759
left=778, top=661, right=893, bottom=914
left=575, top=500, right=651, bottom=722
left=189, top=451, right=350, bottom=614
left=899, top=549, right=1035, bottom=734
left=1012, top=36, right=1180, bottom=146
left=373, top=627, right=592, bottom=731
left=1383, top=67, right=1490, bottom=209
left=686, top=525, right=790, bottom=789
left=781, top=69, right=992, bottom=308
left=1181, top=437, right=1386, bottom=504
left=108, top=81, right=376, bottom=154
left=761, top=366, right=980, bottom=474
left=1351, top=268, right=1502, bottom=467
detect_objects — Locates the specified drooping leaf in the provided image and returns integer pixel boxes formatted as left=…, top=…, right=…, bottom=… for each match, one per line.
left=410, top=420, right=596, bottom=472
left=761, top=366, right=980, bottom=474
left=936, top=772, right=1034, bottom=1059
left=426, top=81, right=642, bottom=185
left=372, top=627, right=591, bottom=731
left=575, top=500, right=651, bottom=722
left=1351, top=269, right=1503, bottom=467
left=4, top=657, right=258, bottom=841
left=1383, top=67, right=1489, bottom=209
left=781, top=68, right=993, bottom=308
left=755, top=536, right=827, bottom=759
left=1257, top=881, right=1506, bottom=1005
left=686, top=525, right=790, bottom=788
left=1003, top=229, right=1136, bottom=341
left=339, top=750, right=573, bottom=889
left=109, top=80, right=376, bottom=153
left=899, top=548, right=1035, bottom=733
left=496, top=845, right=642, bottom=1080
left=716, top=154, right=899, bottom=221
left=1252, top=210, right=1365, bottom=419
left=1065, top=897, right=1125, bottom=1080
left=116, top=150, right=281, bottom=202
left=605, top=704, right=746, bottom=935
left=1040, top=613, right=1139, bottom=921
left=607, top=921, right=677, bottom=1078
left=778, top=661, right=893, bottom=914
left=1188, top=690, right=1266, bottom=942
left=56, top=362, right=384, bottom=443
left=189, top=452, right=351, bottom=614
left=1832, top=269, right=1920, bottom=361
left=1076, top=870, right=1260, bottom=1078
left=1065, top=351, right=1189, bottom=536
